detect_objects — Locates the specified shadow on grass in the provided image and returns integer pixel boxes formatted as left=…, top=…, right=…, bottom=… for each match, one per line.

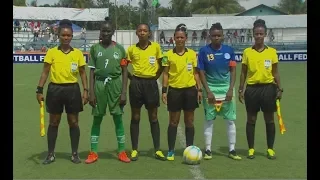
left=218, top=146, right=266, bottom=158
left=27, top=150, right=116, bottom=164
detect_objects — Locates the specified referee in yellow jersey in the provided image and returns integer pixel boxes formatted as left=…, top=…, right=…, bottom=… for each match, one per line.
left=36, top=19, right=89, bottom=165
left=238, top=19, right=283, bottom=160
left=162, top=24, right=202, bottom=161
left=126, top=23, right=166, bottom=161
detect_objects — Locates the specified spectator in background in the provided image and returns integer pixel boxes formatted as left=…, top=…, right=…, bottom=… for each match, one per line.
left=201, top=29, right=207, bottom=40
left=23, top=21, right=28, bottom=32
left=14, top=20, right=20, bottom=32
left=160, top=31, right=165, bottom=44
left=33, top=26, right=40, bottom=42
left=41, top=22, right=47, bottom=37
left=81, top=26, right=86, bottom=39
left=29, top=46, right=34, bottom=52
left=268, top=29, right=274, bottom=42
left=20, top=45, right=26, bottom=52
left=240, top=29, right=245, bottom=43
left=192, top=31, right=197, bottom=44
left=41, top=45, right=47, bottom=52
left=226, top=30, right=232, bottom=43
left=233, top=30, right=238, bottom=43
left=168, top=37, right=174, bottom=47
left=247, top=29, right=252, bottom=43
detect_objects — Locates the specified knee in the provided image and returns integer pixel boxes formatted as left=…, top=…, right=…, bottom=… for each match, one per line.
left=169, top=120, right=179, bottom=127
left=68, top=120, right=79, bottom=128
left=49, top=115, right=61, bottom=127
left=131, top=112, right=140, bottom=121
left=247, top=116, right=257, bottom=124
left=149, top=111, right=158, bottom=123
left=226, top=120, right=235, bottom=126
left=149, top=114, right=158, bottom=123
left=184, top=119, right=194, bottom=128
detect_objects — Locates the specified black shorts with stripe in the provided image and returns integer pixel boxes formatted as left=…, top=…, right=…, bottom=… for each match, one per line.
left=167, top=86, right=199, bottom=112
left=129, top=76, right=160, bottom=109
left=46, top=82, right=83, bottom=114
left=244, top=83, right=277, bottom=113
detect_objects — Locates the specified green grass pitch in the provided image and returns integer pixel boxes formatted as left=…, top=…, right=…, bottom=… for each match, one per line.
left=13, top=62, right=306, bottom=179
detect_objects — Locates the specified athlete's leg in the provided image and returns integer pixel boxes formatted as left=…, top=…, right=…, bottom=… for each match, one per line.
left=85, top=80, right=108, bottom=164
left=107, top=78, right=129, bottom=157
left=144, top=79, right=164, bottom=159
left=128, top=76, right=144, bottom=160
left=244, top=85, right=261, bottom=159
left=166, top=87, right=183, bottom=161
left=222, top=98, right=241, bottom=160
left=261, top=84, right=277, bottom=159
left=202, top=88, right=217, bottom=158
left=182, top=87, right=199, bottom=147
left=43, top=83, right=64, bottom=165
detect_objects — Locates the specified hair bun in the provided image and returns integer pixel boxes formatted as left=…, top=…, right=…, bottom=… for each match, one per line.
left=175, top=23, right=187, bottom=31
left=59, top=19, right=72, bottom=27
left=254, top=19, right=265, bottom=26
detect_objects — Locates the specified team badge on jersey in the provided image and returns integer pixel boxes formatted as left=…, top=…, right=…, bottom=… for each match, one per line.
left=264, top=60, right=271, bottom=68
left=98, top=52, right=102, bottom=57
left=113, top=52, right=120, bottom=59
left=149, top=56, right=156, bottom=65
left=224, top=53, right=231, bottom=59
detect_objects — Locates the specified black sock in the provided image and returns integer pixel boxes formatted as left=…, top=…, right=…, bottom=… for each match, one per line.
left=246, top=123, right=255, bottom=149
left=47, top=125, right=58, bottom=154
left=266, top=123, right=276, bottom=149
left=150, top=120, right=160, bottom=151
left=185, top=127, right=194, bottom=147
left=167, top=125, right=177, bottom=151
left=130, top=120, right=140, bottom=150
left=69, top=126, right=80, bottom=154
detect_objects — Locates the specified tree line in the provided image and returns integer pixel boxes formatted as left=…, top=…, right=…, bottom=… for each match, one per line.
left=13, top=0, right=307, bottom=30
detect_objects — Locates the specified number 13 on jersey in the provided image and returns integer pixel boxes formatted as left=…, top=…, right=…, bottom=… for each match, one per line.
left=105, top=59, right=109, bottom=68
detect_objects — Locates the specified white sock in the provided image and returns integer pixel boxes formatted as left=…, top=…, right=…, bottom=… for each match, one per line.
left=204, top=120, right=214, bottom=151
left=226, top=120, right=236, bottom=152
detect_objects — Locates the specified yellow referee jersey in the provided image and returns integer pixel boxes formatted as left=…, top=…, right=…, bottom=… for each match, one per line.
left=126, top=41, right=163, bottom=78
left=44, top=46, right=86, bottom=84
left=242, top=46, right=278, bottom=85
left=162, top=48, right=197, bottom=88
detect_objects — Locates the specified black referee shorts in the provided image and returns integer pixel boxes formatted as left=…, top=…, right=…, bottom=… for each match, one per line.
left=167, top=86, right=199, bottom=112
left=244, top=83, right=277, bottom=113
left=129, top=76, right=160, bottom=109
left=46, top=82, right=83, bottom=114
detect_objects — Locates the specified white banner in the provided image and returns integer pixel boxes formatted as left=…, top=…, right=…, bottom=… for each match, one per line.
left=13, top=6, right=109, bottom=21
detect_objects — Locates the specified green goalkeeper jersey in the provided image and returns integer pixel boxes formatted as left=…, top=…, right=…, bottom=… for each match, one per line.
left=88, top=42, right=126, bottom=79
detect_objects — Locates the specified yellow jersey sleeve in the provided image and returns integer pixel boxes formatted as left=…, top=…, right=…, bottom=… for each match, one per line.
left=162, top=51, right=170, bottom=67
left=77, top=50, right=86, bottom=67
left=272, top=49, right=279, bottom=64
left=241, top=49, right=248, bottom=65
left=126, top=46, right=133, bottom=62
left=155, top=43, right=163, bottom=59
left=44, top=48, right=54, bottom=64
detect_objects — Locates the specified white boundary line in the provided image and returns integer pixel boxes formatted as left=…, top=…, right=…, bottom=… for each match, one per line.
left=157, top=80, right=206, bottom=180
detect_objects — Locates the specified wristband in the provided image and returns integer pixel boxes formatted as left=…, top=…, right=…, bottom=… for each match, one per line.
left=162, top=87, right=168, bottom=94
left=36, top=86, right=43, bottom=94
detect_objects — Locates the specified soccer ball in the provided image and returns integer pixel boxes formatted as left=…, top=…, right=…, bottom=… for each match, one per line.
left=183, top=145, right=202, bottom=165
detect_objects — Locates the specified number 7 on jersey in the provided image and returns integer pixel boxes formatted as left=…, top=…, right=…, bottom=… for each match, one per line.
left=105, top=59, right=109, bottom=68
